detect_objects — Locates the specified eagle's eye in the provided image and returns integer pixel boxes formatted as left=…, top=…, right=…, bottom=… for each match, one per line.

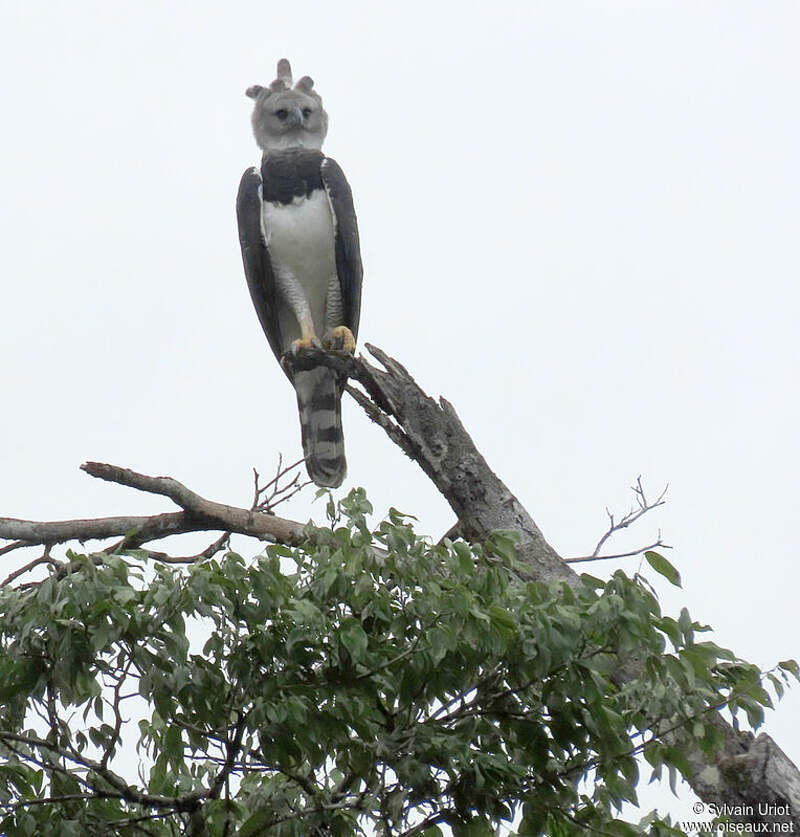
left=302, top=107, right=313, bottom=118
left=275, top=109, right=288, bottom=120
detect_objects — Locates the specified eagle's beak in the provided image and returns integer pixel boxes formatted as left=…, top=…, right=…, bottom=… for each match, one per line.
left=286, top=108, right=304, bottom=128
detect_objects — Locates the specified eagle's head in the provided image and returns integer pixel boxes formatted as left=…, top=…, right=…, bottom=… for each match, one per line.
left=247, top=59, right=329, bottom=153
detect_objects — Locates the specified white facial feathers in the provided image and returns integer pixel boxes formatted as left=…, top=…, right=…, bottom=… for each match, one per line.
left=247, top=59, right=329, bottom=152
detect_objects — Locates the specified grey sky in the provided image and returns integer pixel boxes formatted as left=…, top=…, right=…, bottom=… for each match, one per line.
left=1, top=0, right=798, bottom=822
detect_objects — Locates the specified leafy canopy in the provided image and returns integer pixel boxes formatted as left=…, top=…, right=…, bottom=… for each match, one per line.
left=0, top=489, right=794, bottom=836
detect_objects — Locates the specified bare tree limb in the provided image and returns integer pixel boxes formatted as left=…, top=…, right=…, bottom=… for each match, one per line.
left=0, top=539, right=33, bottom=557
left=0, top=471, right=308, bottom=559
left=251, top=455, right=312, bottom=514
left=565, top=540, right=672, bottom=564
left=79, top=462, right=310, bottom=547
left=591, top=476, right=668, bottom=558
left=562, top=478, right=670, bottom=563
left=0, top=511, right=211, bottom=548
left=1, top=545, right=59, bottom=586
left=116, top=533, right=232, bottom=565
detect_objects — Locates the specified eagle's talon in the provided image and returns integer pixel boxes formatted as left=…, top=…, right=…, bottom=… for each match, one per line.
left=322, top=326, right=356, bottom=354
left=290, top=336, right=322, bottom=355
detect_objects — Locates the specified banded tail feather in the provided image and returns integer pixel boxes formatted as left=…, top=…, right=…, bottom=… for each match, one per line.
left=293, top=367, right=346, bottom=488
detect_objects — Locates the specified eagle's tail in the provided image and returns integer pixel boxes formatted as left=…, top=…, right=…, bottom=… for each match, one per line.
left=293, top=367, right=346, bottom=488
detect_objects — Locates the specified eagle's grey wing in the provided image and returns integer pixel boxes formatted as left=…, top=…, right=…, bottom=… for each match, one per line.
left=236, top=166, right=284, bottom=364
left=320, top=157, right=363, bottom=340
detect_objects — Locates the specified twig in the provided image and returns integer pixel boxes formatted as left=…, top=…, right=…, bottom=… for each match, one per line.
left=101, top=656, right=135, bottom=770
left=120, top=533, right=232, bottom=565
left=207, top=714, right=247, bottom=800
left=399, top=810, right=454, bottom=837
left=0, top=539, right=32, bottom=557
left=251, top=455, right=311, bottom=513
left=1, top=545, right=59, bottom=586
left=589, top=477, right=668, bottom=559
left=100, top=811, right=177, bottom=829
left=566, top=539, right=672, bottom=564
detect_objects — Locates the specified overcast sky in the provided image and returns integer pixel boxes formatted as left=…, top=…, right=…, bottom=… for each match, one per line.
left=1, top=0, right=798, bottom=824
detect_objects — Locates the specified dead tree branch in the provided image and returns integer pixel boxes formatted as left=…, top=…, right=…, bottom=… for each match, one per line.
left=0, top=510, right=212, bottom=550
left=0, top=467, right=307, bottom=561
left=251, top=455, right=311, bottom=513
left=565, top=541, right=671, bottom=565
left=1, top=545, right=59, bottom=586
left=120, top=532, right=232, bottom=566
left=565, top=478, right=671, bottom=563
left=591, top=476, right=668, bottom=557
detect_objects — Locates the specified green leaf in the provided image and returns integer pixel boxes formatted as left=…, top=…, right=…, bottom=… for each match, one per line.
left=238, top=810, right=273, bottom=837
left=268, top=544, right=295, bottom=558
left=389, top=507, right=418, bottom=524
left=605, top=821, right=640, bottom=837
left=113, top=586, right=139, bottom=605
left=428, top=626, right=449, bottom=664
left=580, top=573, right=607, bottom=589
left=678, top=606, right=694, bottom=641
left=488, top=605, right=516, bottom=631
left=645, top=551, right=681, bottom=587
left=657, top=616, right=682, bottom=647
left=488, top=530, right=519, bottom=564
left=339, top=618, right=368, bottom=662
left=768, top=672, right=785, bottom=699
left=164, top=725, right=183, bottom=763
left=453, top=540, right=475, bottom=573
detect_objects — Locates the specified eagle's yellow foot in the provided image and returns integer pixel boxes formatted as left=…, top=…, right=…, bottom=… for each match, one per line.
left=322, top=326, right=356, bottom=354
left=290, top=336, right=322, bottom=355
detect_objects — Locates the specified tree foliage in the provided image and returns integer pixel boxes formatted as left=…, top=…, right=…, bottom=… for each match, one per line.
left=0, top=490, right=795, bottom=836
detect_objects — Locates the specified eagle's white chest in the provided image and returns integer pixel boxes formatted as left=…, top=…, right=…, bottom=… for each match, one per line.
left=261, top=190, right=337, bottom=344
left=262, top=190, right=335, bottom=284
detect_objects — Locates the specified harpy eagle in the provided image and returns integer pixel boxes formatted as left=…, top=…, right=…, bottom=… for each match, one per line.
left=236, top=59, right=363, bottom=488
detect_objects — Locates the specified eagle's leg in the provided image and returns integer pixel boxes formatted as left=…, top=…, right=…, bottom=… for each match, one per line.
left=322, top=275, right=356, bottom=354
left=275, top=265, right=322, bottom=353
